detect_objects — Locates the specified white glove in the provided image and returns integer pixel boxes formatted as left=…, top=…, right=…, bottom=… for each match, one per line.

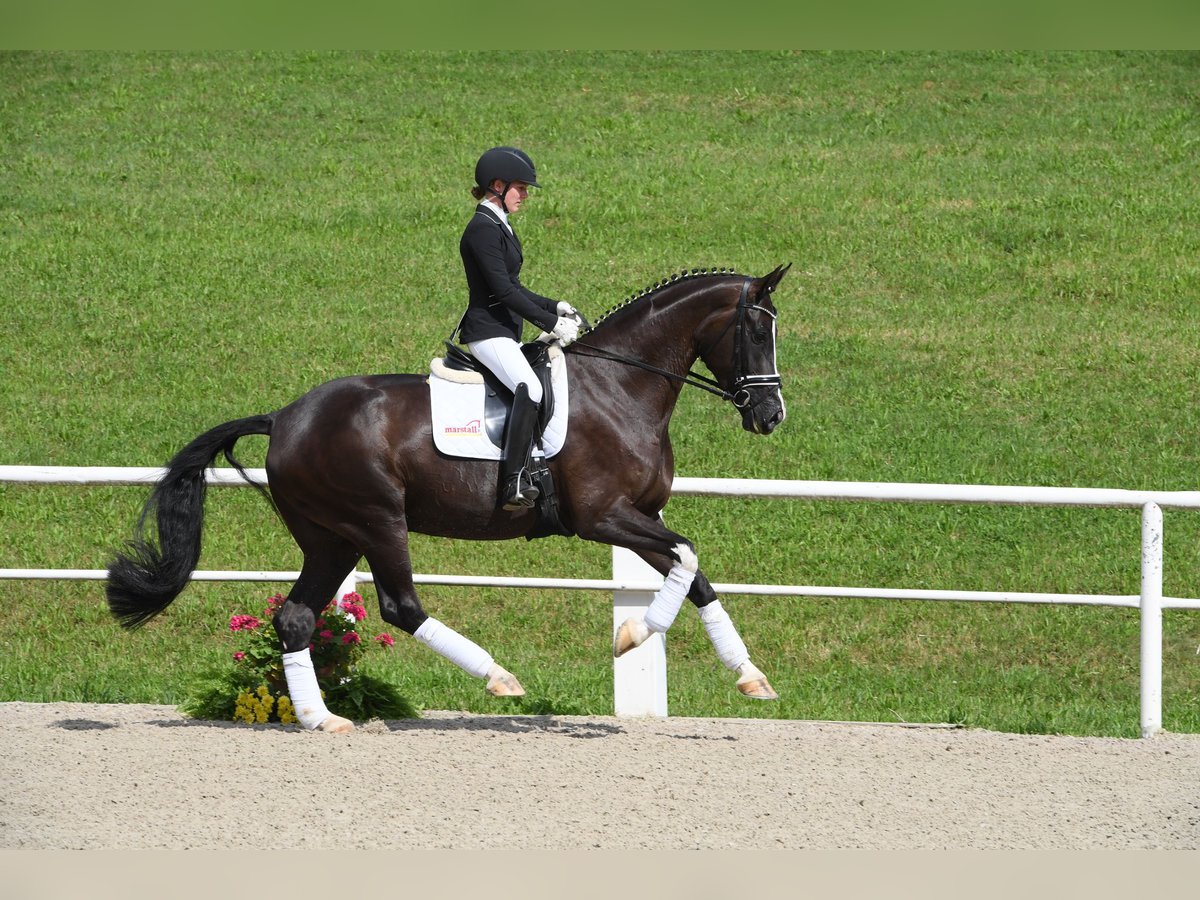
left=550, top=315, right=580, bottom=346
left=557, top=301, right=578, bottom=318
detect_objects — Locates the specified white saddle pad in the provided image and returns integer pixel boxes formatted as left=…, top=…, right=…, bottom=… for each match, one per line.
left=428, top=344, right=569, bottom=461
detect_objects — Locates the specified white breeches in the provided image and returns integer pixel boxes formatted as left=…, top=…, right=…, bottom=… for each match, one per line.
left=467, top=336, right=543, bottom=404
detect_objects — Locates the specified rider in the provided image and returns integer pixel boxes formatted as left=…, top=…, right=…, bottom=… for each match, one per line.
left=456, top=146, right=582, bottom=511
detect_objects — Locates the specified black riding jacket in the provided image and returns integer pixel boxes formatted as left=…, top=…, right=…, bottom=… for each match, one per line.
left=457, top=204, right=559, bottom=344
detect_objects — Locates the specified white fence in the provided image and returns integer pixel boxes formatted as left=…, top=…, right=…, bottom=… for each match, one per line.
left=3, top=465, right=1199, bottom=738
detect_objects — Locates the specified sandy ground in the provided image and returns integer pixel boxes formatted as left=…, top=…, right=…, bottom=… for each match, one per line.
left=2, top=701, right=1198, bottom=850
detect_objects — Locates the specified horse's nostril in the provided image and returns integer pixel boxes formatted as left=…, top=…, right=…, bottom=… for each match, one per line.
left=759, top=408, right=785, bottom=434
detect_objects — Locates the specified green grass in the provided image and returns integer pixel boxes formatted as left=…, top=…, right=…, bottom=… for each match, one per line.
left=2, top=51, right=1199, bottom=737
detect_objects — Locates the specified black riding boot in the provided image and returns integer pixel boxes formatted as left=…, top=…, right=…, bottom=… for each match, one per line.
left=498, top=383, right=541, bottom=511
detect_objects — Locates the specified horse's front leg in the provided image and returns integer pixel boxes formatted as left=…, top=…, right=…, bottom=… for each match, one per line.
left=613, top=549, right=778, bottom=701
left=578, top=501, right=697, bottom=651
left=579, top=501, right=777, bottom=698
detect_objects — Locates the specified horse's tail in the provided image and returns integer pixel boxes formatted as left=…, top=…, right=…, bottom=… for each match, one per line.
left=106, top=414, right=275, bottom=630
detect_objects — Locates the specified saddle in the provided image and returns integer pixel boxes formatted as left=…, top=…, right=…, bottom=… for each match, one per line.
left=429, top=341, right=572, bottom=540
left=439, top=341, right=557, bottom=448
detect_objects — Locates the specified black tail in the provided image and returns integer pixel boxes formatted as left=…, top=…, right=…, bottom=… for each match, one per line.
left=106, top=414, right=274, bottom=630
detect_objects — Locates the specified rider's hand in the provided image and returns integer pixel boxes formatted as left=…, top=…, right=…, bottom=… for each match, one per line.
left=551, top=316, right=580, bottom=346
left=557, top=301, right=578, bottom=318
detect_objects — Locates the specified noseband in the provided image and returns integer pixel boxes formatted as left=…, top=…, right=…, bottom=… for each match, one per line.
left=569, top=277, right=783, bottom=409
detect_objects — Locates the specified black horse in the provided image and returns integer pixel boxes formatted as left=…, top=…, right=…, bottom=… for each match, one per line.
left=108, top=265, right=790, bottom=731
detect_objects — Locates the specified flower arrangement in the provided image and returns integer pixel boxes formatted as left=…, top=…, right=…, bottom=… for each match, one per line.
left=181, top=590, right=418, bottom=724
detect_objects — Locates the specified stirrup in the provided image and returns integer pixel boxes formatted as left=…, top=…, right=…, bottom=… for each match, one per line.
left=501, top=470, right=540, bottom=511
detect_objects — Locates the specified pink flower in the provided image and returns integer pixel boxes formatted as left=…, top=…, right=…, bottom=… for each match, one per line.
left=319, top=630, right=334, bottom=641
left=229, top=614, right=261, bottom=632
left=233, top=651, right=245, bottom=661
left=338, top=599, right=367, bottom=622
left=375, top=633, right=395, bottom=647
left=342, top=632, right=361, bottom=645
left=315, top=618, right=326, bottom=628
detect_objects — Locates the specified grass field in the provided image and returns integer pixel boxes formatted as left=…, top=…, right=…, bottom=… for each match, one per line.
left=2, top=51, right=1198, bottom=736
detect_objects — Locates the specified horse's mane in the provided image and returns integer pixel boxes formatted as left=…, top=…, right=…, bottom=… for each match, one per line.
left=589, top=267, right=748, bottom=332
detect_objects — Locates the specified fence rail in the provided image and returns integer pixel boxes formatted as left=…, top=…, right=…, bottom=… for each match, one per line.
left=3, top=465, right=1199, bottom=737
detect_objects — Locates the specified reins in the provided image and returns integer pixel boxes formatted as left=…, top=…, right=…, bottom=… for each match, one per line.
left=567, top=344, right=736, bottom=402
left=567, top=277, right=782, bottom=409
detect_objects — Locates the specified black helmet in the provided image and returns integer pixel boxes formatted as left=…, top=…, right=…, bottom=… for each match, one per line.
left=474, top=146, right=540, bottom=190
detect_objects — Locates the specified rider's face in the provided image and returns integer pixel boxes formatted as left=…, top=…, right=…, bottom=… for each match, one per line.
left=492, top=180, right=530, bottom=214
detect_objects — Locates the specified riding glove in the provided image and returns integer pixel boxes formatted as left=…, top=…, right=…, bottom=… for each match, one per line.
left=550, top=316, right=580, bottom=346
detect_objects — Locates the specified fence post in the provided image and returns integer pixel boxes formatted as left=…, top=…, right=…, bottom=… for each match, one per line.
left=1140, top=502, right=1163, bottom=738
left=612, top=546, right=668, bottom=716
left=337, top=569, right=359, bottom=602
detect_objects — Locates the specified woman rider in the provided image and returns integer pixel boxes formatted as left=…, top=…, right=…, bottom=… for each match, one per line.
left=456, top=146, right=582, bottom=511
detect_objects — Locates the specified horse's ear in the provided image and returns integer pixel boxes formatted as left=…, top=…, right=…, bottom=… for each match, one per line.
left=759, top=263, right=791, bottom=297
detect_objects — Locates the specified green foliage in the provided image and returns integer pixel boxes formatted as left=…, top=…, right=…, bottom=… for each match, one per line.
left=2, top=52, right=1199, bottom=738
left=324, top=676, right=420, bottom=722
left=178, top=670, right=246, bottom=721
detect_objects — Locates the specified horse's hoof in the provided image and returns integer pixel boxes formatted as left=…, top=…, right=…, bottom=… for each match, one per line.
left=736, top=677, right=779, bottom=701
left=318, top=714, right=355, bottom=733
left=614, top=617, right=651, bottom=657
left=486, top=668, right=526, bottom=697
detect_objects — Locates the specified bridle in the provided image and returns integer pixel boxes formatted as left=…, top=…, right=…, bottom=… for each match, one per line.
left=714, top=276, right=784, bottom=408
left=568, top=277, right=783, bottom=409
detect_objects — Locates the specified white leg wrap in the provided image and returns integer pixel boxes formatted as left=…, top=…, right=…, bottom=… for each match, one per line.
left=737, top=661, right=766, bottom=683
left=643, top=563, right=695, bottom=634
left=414, top=617, right=493, bottom=679
left=699, top=600, right=751, bottom=672
left=282, top=648, right=332, bottom=731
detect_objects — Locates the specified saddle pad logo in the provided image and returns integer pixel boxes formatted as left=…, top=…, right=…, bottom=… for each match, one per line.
left=442, top=419, right=483, bottom=437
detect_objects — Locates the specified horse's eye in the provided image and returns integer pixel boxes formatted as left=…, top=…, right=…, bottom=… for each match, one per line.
left=751, top=329, right=768, bottom=345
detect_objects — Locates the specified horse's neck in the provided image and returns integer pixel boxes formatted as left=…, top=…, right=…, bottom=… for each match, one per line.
left=571, top=287, right=720, bottom=428
left=591, top=290, right=711, bottom=376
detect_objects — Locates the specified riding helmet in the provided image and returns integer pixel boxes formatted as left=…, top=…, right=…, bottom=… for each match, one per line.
left=474, top=146, right=540, bottom=190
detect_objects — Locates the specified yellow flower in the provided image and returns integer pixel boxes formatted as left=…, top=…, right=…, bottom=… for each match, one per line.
left=233, top=685, right=283, bottom=725
left=277, top=695, right=297, bottom=726
left=233, top=691, right=257, bottom=724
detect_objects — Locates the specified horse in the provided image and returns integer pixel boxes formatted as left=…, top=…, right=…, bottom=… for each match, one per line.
left=107, top=264, right=790, bottom=732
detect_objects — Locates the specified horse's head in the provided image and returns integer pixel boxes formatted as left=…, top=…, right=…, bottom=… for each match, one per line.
left=698, top=264, right=790, bottom=435
left=574, top=264, right=790, bottom=434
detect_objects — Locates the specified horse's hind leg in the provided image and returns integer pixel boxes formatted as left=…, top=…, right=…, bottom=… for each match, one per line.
left=364, top=529, right=526, bottom=698
left=272, top=506, right=361, bottom=732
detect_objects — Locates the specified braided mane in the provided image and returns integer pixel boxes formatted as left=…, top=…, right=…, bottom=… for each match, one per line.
left=589, top=267, right=748, bottom=332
